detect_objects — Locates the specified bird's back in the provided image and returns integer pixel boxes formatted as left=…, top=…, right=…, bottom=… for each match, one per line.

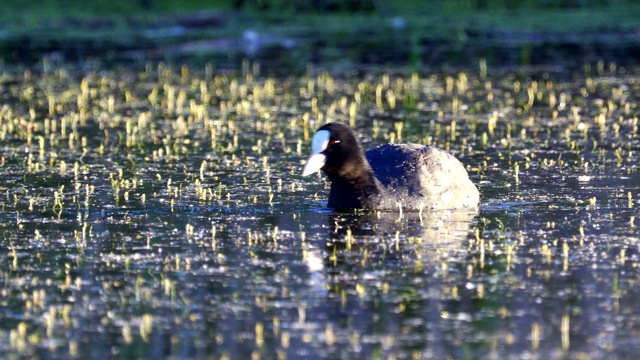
left=366, top=143, right=479, bottom=210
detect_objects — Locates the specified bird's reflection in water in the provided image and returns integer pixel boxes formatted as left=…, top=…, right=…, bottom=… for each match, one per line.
left=301, top=209, right=478, bottom=293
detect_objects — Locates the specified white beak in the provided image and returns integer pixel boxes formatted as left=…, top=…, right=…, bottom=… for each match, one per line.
left=302, top=153, right=326, bottom=176
left=302, top=129, right=331, bottom=176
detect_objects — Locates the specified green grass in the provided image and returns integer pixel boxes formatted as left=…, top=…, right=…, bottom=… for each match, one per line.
left=1, top=0, right=640, bottom=65
left=2, top=0, right=640, bottom=33
left=0, top=0, right=229, bottom=27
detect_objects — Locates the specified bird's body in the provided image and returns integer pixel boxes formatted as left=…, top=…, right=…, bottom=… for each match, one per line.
left=302, top=122, right=480, bottom=211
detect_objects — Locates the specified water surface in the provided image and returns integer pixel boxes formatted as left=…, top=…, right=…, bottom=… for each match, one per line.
left=0, top=60, right=639, bottom=358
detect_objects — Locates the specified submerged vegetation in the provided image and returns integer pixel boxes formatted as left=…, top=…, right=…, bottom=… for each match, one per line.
left=0, top=56, right=638, bottom=357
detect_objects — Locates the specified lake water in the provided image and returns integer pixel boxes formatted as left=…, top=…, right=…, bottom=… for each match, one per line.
left=0, top=59, right=639, bottom=358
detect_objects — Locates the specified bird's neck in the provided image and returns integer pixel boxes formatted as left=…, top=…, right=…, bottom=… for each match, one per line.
left=327, top=166, right=382, bottom=210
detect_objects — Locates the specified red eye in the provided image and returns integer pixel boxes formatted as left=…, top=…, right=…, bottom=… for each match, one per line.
left=329, top=140, right=341, bottom=146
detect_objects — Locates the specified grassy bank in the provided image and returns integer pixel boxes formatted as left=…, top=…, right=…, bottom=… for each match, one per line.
left=1, top=0, right=639, bottom=68
left=3, top=0, right=639, bottom=31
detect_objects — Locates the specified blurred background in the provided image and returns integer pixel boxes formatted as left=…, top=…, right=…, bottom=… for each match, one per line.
left=1, top=0, right=639, bottom=72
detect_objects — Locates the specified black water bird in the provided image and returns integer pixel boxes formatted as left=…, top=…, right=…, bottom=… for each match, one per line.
left=302, top=122, right=480, bottom=210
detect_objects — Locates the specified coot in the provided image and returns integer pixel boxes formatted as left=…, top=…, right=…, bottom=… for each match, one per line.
left=302, top=122, right=480, bottom=210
